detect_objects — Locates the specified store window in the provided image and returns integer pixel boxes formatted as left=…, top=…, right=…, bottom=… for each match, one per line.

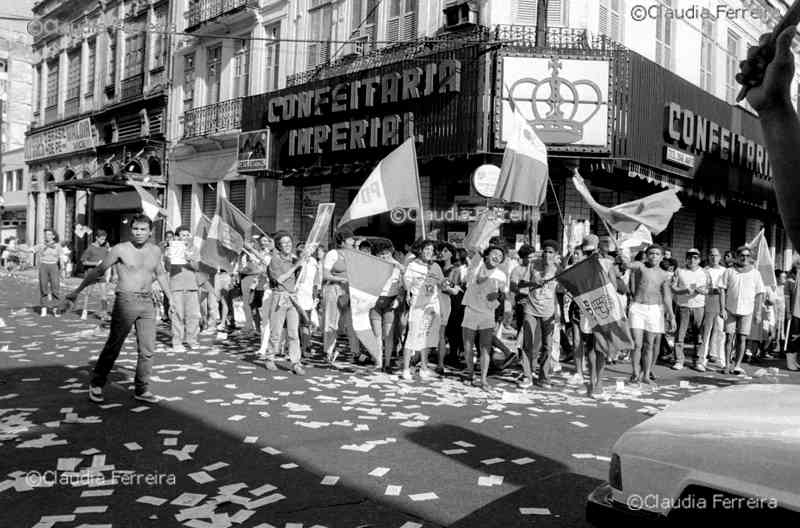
left=207, top=45, right=222, bottom=104
left=725, top=30, right=741, bottom=103
left=307, top=0, right=332, bottom=68
left=700, top=18, right=714, bottom=92
left=655, top=0, right=673, bottom=69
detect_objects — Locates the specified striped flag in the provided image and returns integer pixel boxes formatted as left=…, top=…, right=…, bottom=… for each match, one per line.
left=494, top=108, right=549, bottom=207
left=203, top=197, right=256, bottom=272
left=748, top=229, right=777, bottom=289
left=572, top=172, right=681, bottom=235
left=129, top=181, right=166, bottom=220
left=338, top=137, right=421, bottom=226
left=342, top=249, right=397, bottom=362
left=556, top=254, right=634, bottom=354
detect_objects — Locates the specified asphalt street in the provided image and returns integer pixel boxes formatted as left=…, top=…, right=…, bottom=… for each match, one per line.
left=1, top=272, right=798, bottom=528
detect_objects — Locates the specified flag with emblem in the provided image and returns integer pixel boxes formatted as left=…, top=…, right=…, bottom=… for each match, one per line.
left=494, top=108, right=549, bottom=207
left=202, top=197, right=255, bottom=272
left=129, top=181, right=166, bottom=220
left=338, top=137, right=421, bottom=226
left=342, top=249, right=397, bottom=363
left=556, top=254, right=634, bottom=354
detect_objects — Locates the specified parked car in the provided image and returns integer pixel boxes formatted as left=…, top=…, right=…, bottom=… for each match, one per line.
left=587, top=384, right=800, bottom=524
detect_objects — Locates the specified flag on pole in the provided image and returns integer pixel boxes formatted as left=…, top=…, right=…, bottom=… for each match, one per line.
left=338, top=137, right=421, bottom=227
left=556, top=254, right=634, bottom=354
left=463, top=210, right=503, bottom=251
left=494, top=109, right=549, bottom=206
left=342, top=249, right=397, bottom=361
left=129, top=181, right=166, bottom=220
left=203, top=197, right=256, bottom=272
left=193, top=215, right=211, bottom=252
left=748, top=229, right=777, bottom=289
left=304, top=203, right=336, bottom=255
left=572, top=172, right=681, bottom=234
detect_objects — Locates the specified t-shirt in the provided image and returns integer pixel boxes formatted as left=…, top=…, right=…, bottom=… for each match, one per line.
left=81, top=243, right=109, bottom=265
left=674, top=267, right=707, bottom=308
left=462, top=257, right=507, bottom=315
left=723, top=267, right=765, bottom=316
left=705, top=266, right=726, bottom=289
left=168, top=243, right=199, bottom=291
left=519, top=263, right=559, bottom=318
left=268, top=252, right=298, bottom=292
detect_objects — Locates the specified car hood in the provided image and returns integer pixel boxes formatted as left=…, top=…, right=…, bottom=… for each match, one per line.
left=615, top=384, right=800, bottom=497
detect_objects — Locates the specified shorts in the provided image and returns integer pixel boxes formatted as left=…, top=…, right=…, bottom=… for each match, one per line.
left=461, top=306, right=496, bottom=331
left=725, top=312, right=753, bottom=336
left=628, top=302, right=665, bottom=334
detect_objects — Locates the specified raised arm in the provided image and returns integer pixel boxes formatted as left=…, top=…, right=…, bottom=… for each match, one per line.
left=65, top=246, right=119, bottom=302
left=744, top=27, right=800, bottom=248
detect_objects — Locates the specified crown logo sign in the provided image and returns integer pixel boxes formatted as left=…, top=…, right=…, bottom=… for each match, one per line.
left=507, top=57, right=604, bottom=144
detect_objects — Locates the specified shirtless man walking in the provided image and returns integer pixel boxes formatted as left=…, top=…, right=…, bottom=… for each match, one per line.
left=63, top=215, right=172, bottom=404
left=628, top=245, right=676, bottom=384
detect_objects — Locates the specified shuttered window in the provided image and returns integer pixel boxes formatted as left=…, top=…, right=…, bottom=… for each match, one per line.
left=202, top=183, right=217, bottom=218
left=180, top=185, right=193, bottom=226
left=228, top=180, right=247, bottom=213
left=514, top=0, right=537, bottom=24
left=307, top=3, right=332, bottom=68
left=387, top=0, right=417, bottom=43
left=599, top=0, right=623, bottom=42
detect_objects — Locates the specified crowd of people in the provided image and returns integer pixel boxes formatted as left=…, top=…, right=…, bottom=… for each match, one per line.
left=11, top=214, right=793, bottom=401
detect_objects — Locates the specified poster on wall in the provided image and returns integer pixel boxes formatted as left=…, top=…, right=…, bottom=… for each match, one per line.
left=237, top=129, right=270, bottom=172
left=496, top=56, right=610, bottom=150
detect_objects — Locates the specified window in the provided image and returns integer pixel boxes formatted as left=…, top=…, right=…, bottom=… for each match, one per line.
left=351, top=0, right=378, bottom=52
left=547, top=0, right=568, bottom=26
left=513, top=0, right=569, bottom=26
left=307, top=1, right=332, bottom=68
left=15, top=170, right=23, bottom=191
left=700, top=18, right=714, bottom=92
left=151, top=9, right=167, bottom=70
left=202, top=183, right=217, bottom=218
left=86, top=39, right=96, bottom=97
left=46, top=60, right=59, bottom=108
left=265, top=24, right=281, bottom=91
left=232, top=39, right=249, bottom=98
left=655, top=0, right=673, bottom=68
left=180, top=184, right=192, bottom=226
left=386, top=0, right=417, bottom=43
left=107, top=35, right=117, bottom=86
left=228, top=180, right=246, bottom=213
left=124, top=33, right=145, bottom=78
left=726, top=30, right=741, bottom=103
left=599, top=0, right=623, bottom=42
left=183, top=53, right=195, bottom=112
left=67, top=51, right=81, bottom=100
left=207, top=45, right=221, bottom=104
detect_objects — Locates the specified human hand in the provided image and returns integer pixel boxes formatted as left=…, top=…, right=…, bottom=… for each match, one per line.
left=740, top=27, right=796, bottom=113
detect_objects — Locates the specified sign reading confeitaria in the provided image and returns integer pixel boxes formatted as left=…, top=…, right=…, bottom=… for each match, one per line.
left=240, top=44, right=484, bottom=176
left=663, top=101, right=772, bottom=178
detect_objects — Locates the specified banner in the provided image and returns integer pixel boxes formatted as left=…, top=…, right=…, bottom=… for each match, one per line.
left=748, top=229, right=777, bottom=289
left=237, top=129, right=269, bottom=172
left=304, top=203, right=335, bottom=255
left=25, top=118, right=95, bottom=161
left=463, top=210, right=503, bottom=251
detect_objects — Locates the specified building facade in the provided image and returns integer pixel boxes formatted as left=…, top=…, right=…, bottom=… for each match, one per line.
left=25, top=0, right=170, bottom=255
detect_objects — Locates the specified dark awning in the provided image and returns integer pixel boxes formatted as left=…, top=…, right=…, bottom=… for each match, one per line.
left=55, top=175, right=166, bottom=192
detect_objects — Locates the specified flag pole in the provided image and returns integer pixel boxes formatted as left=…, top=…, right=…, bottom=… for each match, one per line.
left=411, top=140, right=426, bottom=239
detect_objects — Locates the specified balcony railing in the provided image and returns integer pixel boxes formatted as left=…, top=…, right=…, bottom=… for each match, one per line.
left=121, top=73, right=144, bottom=100
left=186, top=0, right=252, bottom=30
left=183, top=97, right=242, bottom=139
left=44, top=105, right=58, bottom=124
left=64, top=97, right=80, bottom=117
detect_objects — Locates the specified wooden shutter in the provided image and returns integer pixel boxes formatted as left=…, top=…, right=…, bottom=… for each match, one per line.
left=180, top=184, right=192, bottom=226
left=515, top=0, right=537, bottom=25
left=202, top=184, right=217, bottom=218
left=228, top=180, right=247, bottom=213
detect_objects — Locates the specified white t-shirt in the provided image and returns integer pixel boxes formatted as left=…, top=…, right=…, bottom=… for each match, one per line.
left=705, top=266, right=726, bottom=289
left=674, top=267, right=707, bottom=308
left=462, top=257, right=507, bottom=315
left=723, top=267, right=765, bottom=316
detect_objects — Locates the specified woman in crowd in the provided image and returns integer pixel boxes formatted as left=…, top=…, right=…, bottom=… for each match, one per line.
left=322, top=229, right=358, bottom=364
left=295, top=245, right=321, bottom=358
left=402, top=240, right=444, bottom=380
left=370, top=240, right=404, bottom=372
left=436, top=242, right=460, bottom=375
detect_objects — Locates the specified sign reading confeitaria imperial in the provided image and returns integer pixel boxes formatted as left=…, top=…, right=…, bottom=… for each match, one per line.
left=240, top=27, right=786, bottom=257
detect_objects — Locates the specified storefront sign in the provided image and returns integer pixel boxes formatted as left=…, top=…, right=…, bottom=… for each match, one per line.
left=237, top=129, right=269, bottom=172
left=496, top=56, right=610, bottom=150
left=664, top=101, right=771, bottom=178
left=664, top=146, right=695, bottom=169
left=472, top=164, right=501, bottom=198
left=25, top=118, right=95, bottom=161
left=265, top=60, right=461, bottom=157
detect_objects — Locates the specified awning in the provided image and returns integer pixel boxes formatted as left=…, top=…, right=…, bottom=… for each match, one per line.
left=168, top=151, right=238, bottom=185
left=55, top=175, right=166, bottom=192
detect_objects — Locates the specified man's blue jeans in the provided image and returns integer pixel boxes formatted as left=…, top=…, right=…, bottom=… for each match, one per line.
left=91, top=291, right=155, bottom=395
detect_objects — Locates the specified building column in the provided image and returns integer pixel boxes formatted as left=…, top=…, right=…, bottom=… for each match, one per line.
left=36, top=191, right=46, bottom=244
left=54, top=189, right=66, bottom=242
left=26, top=192, right=37, bottom=245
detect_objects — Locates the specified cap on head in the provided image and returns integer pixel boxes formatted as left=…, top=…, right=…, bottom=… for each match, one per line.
left=581, top=234, right=599, bottom=251
left=686, top=248, right=701, bottom=256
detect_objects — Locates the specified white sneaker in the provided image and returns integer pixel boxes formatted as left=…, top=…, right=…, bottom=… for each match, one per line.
left=401, top=369, right=413, bottom=381
left=40, top=307, right=47, bottom=317
left=80, top=310, right=88, bottom=320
